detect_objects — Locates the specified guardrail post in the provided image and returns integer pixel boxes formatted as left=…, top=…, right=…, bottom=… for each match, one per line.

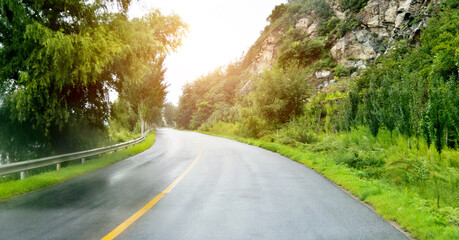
left=56, top=163, right=61, bottom=170
left=82, top=158, right=85, bottom=164
left=20, top=171, right=26, bottom=180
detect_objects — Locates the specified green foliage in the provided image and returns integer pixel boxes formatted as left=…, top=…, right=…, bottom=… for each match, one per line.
left=203, top=121, right=240, bottom=136
left=0, top=1, right=186, bottom=160
left=318, top=18, right=341, bottom=36
left=267, top=4, right=288, bottom=23
left=426, top=77, right=451, bottom=155
left=338, top=0, right=369, bottom=13
left=121, top=57, right=168, bottom=134
left=238, top=111, right=267, bottom=138
left=277, top=119, right=318, bottom=145
left=163, top=102, right=178, bottom=127
left=277, top=28, right=325, bottom=68
left=306, top=127, right=459, bottom=209
left=178, top=65, right=310, bottom=137
left=333, top=65, right=352, bottom=77
left=319, top=15, right=360, bottom=39
left=336, top=2, right=459, bottom=154
left=251, top=66, right=310, bottom=126
left=176, top=65, right=245, bottom=129
left=312, top=55, right=336, bottom=70
left=110, top=98, right=139, bottom=133
left=109, top=98, right=140, bottom=143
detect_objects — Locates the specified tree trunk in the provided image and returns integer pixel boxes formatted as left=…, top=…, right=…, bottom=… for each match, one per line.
left=140, top=117, right=144, bottom=135
left=139, top=102, right=145, bottom=135
left=445, top=126, right=448, bottom=148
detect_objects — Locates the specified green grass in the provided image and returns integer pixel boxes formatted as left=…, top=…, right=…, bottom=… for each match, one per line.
left=201, top=131, right=459, bottom=240
left=0, top=130, right=156, bottom=201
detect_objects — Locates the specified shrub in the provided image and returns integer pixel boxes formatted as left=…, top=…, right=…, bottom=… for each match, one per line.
left=277, top=28, right=325, bottom=67
left=333, top=65, right=351, bottom=77
left=279, top=120, right=318, bottom=144
left=338, top=0, right=369, bottom=13
left=331, top=147, right=385, bottom=169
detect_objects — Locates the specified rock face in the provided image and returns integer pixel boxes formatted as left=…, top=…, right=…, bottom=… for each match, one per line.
left=331, top=29, right=378, bottom=66
left=357, top=0, right=429, bottom=37
left=249, top=32, right=279, bottom=74
left=295, top=16, right=320, bottom=37
left=330, top=0, right=430, bottom=67
left=248, top=0, right=432, bottom=76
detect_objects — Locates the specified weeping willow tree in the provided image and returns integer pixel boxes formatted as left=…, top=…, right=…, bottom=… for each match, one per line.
left=0, top=0, right=186, bottom=161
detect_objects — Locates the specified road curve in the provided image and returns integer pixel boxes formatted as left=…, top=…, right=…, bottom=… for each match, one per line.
left=0, top=129, right=407, bottom=240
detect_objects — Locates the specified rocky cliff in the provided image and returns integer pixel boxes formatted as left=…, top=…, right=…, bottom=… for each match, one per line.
left=248, top=0, right=436, bottom=81
left=330, top=0, right=432, bottom=68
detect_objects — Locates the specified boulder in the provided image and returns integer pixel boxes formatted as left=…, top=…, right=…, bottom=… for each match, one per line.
left=315, top=70, right=331, bottom=79
left=330, top=30, right=377, bottom=65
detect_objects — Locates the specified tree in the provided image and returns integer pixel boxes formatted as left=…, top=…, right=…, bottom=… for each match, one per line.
left=0, top=0, right=186, bottom=160
left=176, top=84, right=197, bottom=129
left=163, top=102, right=177, bottom=127
left=427, top=77, right=450, bottom=157
left=121, top=57, right=168, bottom=134
left=175, top=67, right=235, bottom=129
left=378, top=70, right=398, bottom=138
left=252, top=66, right=309, bottom=127
left=267, top=4, right=287, bottom=23
left=364, top=89, right=380, bottom=137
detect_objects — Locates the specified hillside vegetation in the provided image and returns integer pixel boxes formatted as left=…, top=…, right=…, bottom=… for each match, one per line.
left=176, top=0, right=458, bottom=239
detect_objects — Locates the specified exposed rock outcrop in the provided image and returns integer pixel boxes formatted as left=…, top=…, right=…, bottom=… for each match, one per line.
left=248, top=0, right=433, bottom=77
left=315, top=70, right=331, bottom=79
left=330, top=0, right=431, bottom=67
left=295, top=16, right=320, bottom=37
left=249, top=32, right=279, bottom=74
left=330, top=29, right=378, bottom=66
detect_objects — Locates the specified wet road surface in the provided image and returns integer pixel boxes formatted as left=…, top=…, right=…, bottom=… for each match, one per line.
left=0, top=129, right=407, bottom=240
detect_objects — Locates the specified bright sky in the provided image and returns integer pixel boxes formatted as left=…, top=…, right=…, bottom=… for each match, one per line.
left=128, top=0, right=286, bottom=105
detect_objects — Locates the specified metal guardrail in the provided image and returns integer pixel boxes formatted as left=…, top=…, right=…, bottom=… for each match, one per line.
left=0, top=129, right=152, bottom=179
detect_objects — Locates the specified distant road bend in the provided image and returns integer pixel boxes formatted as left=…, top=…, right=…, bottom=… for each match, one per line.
left=0, top=129, right=407, bottom=240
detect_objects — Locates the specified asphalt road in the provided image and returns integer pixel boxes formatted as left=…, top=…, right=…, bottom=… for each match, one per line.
left=0, top=129, right=407, bottom=240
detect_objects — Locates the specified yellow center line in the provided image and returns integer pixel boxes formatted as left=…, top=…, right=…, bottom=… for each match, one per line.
left=101, top=149, right=205, bottom=240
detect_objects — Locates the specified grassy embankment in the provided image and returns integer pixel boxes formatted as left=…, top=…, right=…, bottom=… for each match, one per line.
left=201, top=128, right=458, bottom=240
left=0, top=131, right=156, bottom=200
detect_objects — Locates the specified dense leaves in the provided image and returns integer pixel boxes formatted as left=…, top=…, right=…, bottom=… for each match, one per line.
left=176, top=65, right=244, bottom=129
left=338, top=0, right=369, bottom=13
left=0, top=0, right=186, bottom=160
left=251, top=66, right=309, bottom=126
left=343, top=3, right=459, bottom=151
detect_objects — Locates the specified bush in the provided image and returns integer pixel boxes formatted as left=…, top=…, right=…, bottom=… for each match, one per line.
left=279, top=120, right=318, bottom=144
left=313, top=55, right=336, bottom=70
left=251, top=66, right=310, bottom=126
left=277, top=28, right=325, bottom=67
left=204, top=121, right=240, bottom=136
left=318, top=18, right=341, bottom=36
left=338, top=0, right=369, bottom=12
left=333, top=65, right=350, bottom=77
left=331, top=147, right=385, bottom=169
